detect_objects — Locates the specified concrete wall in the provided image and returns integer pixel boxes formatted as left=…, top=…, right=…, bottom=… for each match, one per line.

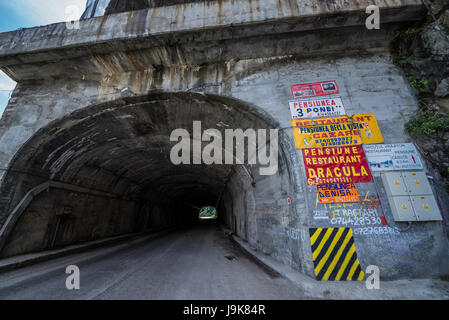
left=222, top=145, right=301, bottom=271
left=2, top=52, right=449, bottom=279
left=0, top=186, right=181, bottom=258
left=0, top=0, right=448, bottom=279
left=1, top=189, right=138, bottom=257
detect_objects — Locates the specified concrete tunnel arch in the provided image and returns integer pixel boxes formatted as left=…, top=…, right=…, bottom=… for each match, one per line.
left=0, top=91, right=304, bottom=271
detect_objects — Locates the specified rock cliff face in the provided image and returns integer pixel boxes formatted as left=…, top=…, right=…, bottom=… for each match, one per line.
left=393, top=0, right=449, bottom=193
left=81, top=0, right=210, bottom=19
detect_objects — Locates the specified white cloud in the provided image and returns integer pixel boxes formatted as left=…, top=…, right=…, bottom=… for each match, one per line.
left=5, top=0, right=87, bottom=26
left=0, top=71, right=15, bottom=116
left=1, top=1, right=89, bottom=116
left=0, top=71, right=15, bottom=91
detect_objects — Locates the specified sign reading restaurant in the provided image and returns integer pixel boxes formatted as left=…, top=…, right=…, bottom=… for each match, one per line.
left=302, top=146, right=373, bottom=186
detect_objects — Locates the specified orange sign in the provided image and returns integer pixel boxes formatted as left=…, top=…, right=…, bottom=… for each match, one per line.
left=318, top=183, right=360, bottom=204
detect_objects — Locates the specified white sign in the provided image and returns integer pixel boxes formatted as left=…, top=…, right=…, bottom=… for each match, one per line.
left=288, top=96, right=346, bottom=120
left=364, top=143, right=423, bottom=171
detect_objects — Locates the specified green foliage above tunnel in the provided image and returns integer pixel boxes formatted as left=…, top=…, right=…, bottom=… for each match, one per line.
left=405, top=109, right=449, bottom=137
left=393, top=4, right=449, bottom=194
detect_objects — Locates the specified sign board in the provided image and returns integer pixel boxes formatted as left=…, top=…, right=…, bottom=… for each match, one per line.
left=291, top=81, right=339, bottom=99
left=309, top=183, right=393, bottom=235
left=291, top=116, right=348, bottom=128
left=351, top=113, right=383, bottom=144
left=303, top=146, right=373, bottom=185
left=363, top=143, right=424, bottom=171
left=291, top=113, right=383, bottom=145
left=318, top=183, right=359, bottom=204
left=292, top=121, right=362, bottom=149
left=288, top=96, right=346, bottom=120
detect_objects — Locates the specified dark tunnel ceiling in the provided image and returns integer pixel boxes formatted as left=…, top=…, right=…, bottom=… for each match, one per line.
left=4, top=92, right=277, bottom=207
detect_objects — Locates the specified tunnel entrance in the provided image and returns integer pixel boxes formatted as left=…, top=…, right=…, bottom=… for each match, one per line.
left=0, top=92, right=301, bottom=270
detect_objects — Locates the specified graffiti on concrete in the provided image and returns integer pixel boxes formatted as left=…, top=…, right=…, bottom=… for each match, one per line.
left=309, top=183, right=391, bottom=235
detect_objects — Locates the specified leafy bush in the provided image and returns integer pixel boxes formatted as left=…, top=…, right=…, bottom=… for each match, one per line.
left=404, top=73, right=430, bottom=94
left=405, top=110, right=449, bottom=137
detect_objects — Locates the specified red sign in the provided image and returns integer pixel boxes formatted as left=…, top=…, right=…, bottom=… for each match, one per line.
left=291, top=81, right=339, bottom=99
left=302, top=146, right=373, bottom=186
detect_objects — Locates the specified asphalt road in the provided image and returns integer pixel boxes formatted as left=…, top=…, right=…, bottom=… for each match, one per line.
left=0, top=224, right=305, bottom=300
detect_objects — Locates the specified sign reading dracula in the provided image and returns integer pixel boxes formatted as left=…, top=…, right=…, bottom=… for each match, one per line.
left=303, top=146, right=373, bottom=186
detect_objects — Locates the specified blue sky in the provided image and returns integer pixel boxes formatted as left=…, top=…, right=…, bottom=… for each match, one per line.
left=0, top=0, right=87, bottom=116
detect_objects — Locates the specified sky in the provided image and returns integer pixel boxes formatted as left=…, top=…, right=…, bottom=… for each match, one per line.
left=0, top=0, right=87, bottom=116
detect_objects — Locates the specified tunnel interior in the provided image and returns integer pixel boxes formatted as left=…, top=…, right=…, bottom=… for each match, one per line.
left=0, top=92, right=299, bottom=268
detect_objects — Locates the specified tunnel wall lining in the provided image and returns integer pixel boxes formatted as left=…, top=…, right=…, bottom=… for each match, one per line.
left=1, top=189, right=137, bottom=258
left=0, top=92, right=305, bottom=275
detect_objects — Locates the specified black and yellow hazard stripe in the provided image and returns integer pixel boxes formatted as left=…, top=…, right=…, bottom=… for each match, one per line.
left=309, top=228, right=364, bottom=281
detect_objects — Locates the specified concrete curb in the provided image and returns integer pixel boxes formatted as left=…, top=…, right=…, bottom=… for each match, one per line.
left=0, top=227, right=175, bottom=274
left=228, top=231, right=449, bottom=300
left=230, top=238, right=282, bottom=278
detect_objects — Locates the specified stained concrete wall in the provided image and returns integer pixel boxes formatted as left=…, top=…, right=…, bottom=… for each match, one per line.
left=82, top=0, right=213, bottom=19
left=1, top=189, right=138, bottom=257
left=2, top=53, right=448, bottom=277
left=0, top=0, right=448, bottom=279
left=2, top=54, right=449, bottom=279
left=0, top=187, right=180, bottom=258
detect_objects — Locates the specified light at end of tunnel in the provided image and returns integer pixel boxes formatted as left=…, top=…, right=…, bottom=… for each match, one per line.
left=199, top=206, right=218, bottom=220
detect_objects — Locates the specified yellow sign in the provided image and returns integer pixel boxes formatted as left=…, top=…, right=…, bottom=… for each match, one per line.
left=291, top=121, right=362, bottom=149
left=291, top=116, right=349, bottom=128
left=351, top=113, right=383, bottom=144
left=291, top=113, right=383, bottom=148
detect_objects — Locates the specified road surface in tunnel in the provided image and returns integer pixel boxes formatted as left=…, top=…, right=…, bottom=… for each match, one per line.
left=0, top=224, right=306, bottom=300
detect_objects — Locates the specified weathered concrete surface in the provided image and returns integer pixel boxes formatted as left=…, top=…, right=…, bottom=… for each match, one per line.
left=0, top=228, right=172, bottom=273
left=0, top=224, right=307, bottom=300
left=0, top=92, right=300, bottom=280
left=0, top=0, right=448, bottom=280
left=232, top=231, right=449, bottom=299
left=1, top=224, right=448, bottom=300
left=0, top=0, right=424, bottom=81
left=81, top=0, right=212, bottom=19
